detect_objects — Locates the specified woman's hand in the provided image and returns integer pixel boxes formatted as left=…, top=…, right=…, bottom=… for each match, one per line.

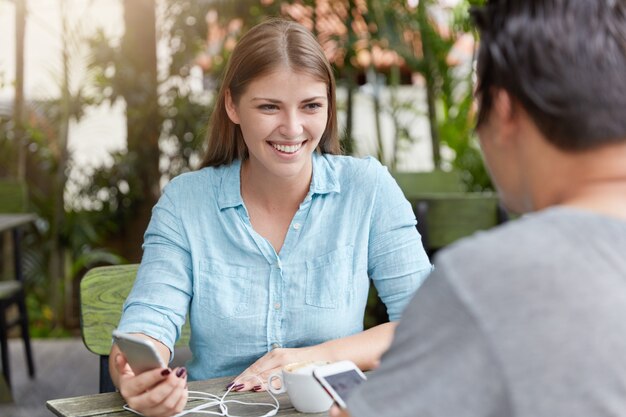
left=228, top=322, right=397, bottom=392
left=228, top=346, right=319, bottom=392
left=115, top=353, right=188, bottom=417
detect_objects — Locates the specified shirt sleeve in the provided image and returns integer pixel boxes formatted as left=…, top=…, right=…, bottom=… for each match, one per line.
left=116, top=184, right=193, bottom=356
left=367, top=164, right=433, bottom=321
left=347, top=260, right=511, bottom=417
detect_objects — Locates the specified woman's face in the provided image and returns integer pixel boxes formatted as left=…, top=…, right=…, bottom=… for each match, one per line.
left=225, top=68, right=328, bottom=182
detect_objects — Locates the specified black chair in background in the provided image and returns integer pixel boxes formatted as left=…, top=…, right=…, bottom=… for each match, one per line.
left=0, top=180, right=36, bottom=388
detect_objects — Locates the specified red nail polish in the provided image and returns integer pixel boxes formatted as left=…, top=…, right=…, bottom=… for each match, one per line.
left=176, top=367, right=187, bottom=378
left=161, top=369, right=171, bottom=376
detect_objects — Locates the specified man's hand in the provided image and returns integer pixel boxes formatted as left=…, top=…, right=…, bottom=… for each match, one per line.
left=329, top=404, right=352, bottom=417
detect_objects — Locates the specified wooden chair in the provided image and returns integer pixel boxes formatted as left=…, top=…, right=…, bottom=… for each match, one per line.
left=0, top=179, right=35, bottom=389
left=80, top=264, right=191, bottom=393
left=391, top=170, right=465, bottom=197
left=390, top=171, right=507, bottom=255
left=410, top=192, right=509, bottom=257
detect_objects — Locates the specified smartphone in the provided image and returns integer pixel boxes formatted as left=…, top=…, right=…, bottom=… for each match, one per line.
left=313, top=360, right=367, bottom=409
left=112, top=330, right=166, bottom=374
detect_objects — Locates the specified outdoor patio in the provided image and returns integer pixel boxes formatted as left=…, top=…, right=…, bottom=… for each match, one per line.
left=1, top=338, right=98, bottom=417
left=1, top=338, right=192, bottom=417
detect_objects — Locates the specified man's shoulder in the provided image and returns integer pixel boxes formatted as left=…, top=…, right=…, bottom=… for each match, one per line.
left=435, top=208, right=578, bottom=273
left=435, top=207, right=626, bottom=282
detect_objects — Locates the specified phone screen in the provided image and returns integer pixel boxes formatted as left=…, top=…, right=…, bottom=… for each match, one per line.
left=323, top=369, right=366, bottom=402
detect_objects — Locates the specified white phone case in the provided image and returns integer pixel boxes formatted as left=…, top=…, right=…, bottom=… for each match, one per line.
left=112, top=330, right=166, bottom=374
left=313, top=360, right=367, bottom=408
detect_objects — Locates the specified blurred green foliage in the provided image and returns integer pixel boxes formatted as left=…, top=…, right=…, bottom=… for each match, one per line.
left=1, top=0, right=488, bottom=334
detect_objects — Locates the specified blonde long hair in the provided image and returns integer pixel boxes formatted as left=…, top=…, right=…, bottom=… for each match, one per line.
left=201, top=18, right=340, bottom=168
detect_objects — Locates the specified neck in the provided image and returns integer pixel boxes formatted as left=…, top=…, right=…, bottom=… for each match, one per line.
left=559, top=176, right=626, bottom=220
left=240, top=160, right=311, bottom=212
left=533, top=142, right=626, bottom=219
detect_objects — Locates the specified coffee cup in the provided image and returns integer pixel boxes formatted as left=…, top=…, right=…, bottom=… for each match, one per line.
left=267, top=361, right=333, bottom=413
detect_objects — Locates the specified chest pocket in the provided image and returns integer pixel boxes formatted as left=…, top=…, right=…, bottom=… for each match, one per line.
left=305, top=246, right=354, bottom=309
left=198, top=260, right=255, bottom=319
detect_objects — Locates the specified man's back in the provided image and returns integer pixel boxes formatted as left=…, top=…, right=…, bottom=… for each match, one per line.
left=440, top=208, right=626, bottom=415
left=337, top=2, right=626, bottom=417
left=348, top=208, right=626, bottom=417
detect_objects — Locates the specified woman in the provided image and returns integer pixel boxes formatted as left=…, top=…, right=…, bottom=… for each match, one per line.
left=110, top=17, right=431, bottom=417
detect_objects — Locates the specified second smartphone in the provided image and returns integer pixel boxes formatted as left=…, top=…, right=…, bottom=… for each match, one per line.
left=313, top=360, right=367, bottom=409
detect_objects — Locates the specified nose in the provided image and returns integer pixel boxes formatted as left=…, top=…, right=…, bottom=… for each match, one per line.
left=278, top=109, right=304, bottom=139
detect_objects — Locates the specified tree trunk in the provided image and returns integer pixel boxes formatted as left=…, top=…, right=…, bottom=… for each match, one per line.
left=418, top=0, right=442, bottom=169
left=56, top=0, right=71, bottom=328
left=14, top=0, right=27, bottom=180
left=120, top=0, right=161, bottom=262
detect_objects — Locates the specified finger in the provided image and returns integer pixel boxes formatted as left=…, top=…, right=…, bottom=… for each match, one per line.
left=131, top=368, right=186, bottom=415
left=121, top=367, right=171, bottom=399
left=115, top=353, right=134, bottom=376
left=151, top=376, right=187, bottom=416
left=172, top=386, right=189, bottom=414
left=233, top=366, right=282, bottom=392
left=329, top=404, right=351, bottom=417
left=232, top=349, right=291, bottom=390
left=156, top=368, right=188, bottom=414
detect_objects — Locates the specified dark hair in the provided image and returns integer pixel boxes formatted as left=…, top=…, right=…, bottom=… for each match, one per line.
left=471, top=0, right=626, bottom=150
left=201, top=18, right=340, bottom=168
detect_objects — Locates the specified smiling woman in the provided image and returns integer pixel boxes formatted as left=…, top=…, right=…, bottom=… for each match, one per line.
left=110, top=18, right=432, bottom=417
left=225, top=70, right=328, bottom=185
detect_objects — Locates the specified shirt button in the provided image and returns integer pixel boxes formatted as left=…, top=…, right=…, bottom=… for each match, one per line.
left=293, top=223, right=301, bottom=230
left=274, top=302, right=281, bottom=310
left=271, top=343, right=281, bottom=350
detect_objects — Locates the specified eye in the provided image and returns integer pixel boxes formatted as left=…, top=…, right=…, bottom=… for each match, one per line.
left=303, top=102, right=323, bottom=111
left=258, top=104, right=279, bottom=112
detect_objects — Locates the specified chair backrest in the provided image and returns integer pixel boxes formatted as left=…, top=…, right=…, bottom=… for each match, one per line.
left=81, top=264, right=191, bottom=392
left=80, top=264, right=190, bottom=356
left=410, top=192, right=508, bottom=256
left=391, top=170, right=465, bottom=199
left=0, top=179, right=28, bottom=213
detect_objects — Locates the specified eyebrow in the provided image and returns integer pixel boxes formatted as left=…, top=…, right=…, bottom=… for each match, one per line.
left=251, top=96, right=327, bottom=103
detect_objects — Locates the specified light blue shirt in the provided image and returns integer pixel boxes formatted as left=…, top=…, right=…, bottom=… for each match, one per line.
left=117, top=153, right=432, bottom=380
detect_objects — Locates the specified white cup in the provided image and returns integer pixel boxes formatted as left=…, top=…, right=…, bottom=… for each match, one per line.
left=267, top=361, right=333, bottom=413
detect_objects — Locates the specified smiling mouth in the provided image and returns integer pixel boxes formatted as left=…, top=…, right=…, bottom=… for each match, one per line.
left=271, top=141, right=305, bottom=154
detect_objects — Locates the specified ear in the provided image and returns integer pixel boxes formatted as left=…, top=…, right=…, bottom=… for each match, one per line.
left=224, top=89, right=240, bottom=124
left=491, top=89, right=518, bottom=145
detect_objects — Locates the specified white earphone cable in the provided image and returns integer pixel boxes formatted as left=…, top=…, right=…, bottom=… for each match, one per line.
left=123, top=376, right=279, bottom=417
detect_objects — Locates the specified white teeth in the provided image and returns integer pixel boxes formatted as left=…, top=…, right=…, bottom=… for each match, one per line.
left=272, top=143, right=302, bottom=153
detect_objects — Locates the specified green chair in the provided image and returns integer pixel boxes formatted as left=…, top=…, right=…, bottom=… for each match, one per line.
left=390, top=170, right=506, bottom=255
left=391, top=170, right=508, bottom=256
left=391, top=170, right=465, bottom=197
left=80, top=264, right=191, bottom=393
left=0, top=179, right=35, bottom=389
left=410, top=192, right=509, bottom=257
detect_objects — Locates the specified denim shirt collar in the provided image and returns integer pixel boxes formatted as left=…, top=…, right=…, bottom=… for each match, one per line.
left=217, top=152, right=341, bottom=210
